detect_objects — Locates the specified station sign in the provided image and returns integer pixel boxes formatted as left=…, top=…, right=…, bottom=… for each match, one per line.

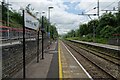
left=24, top=11, right=39, bottom=30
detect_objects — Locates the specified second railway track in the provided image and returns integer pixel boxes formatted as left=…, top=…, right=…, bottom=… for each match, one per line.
left=70, top=40, right=120, bottom=66
left=63, top=40, right=119, bottom=79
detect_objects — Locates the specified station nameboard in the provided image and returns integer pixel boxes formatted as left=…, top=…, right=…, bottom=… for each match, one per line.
left=24, top=11, right=39, bottom=30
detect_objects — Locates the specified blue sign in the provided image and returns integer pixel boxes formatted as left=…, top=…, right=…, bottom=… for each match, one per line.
left=48, top=32, right=50, bottom=37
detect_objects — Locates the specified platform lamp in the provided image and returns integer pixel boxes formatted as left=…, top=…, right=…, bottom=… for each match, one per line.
left=48, top=6, right=54, bottom=33
left=41, top=11, right=45, bottom=59
left=36, top=11, right=41, bottom=63
left=47, top=6, right=54, bottom=48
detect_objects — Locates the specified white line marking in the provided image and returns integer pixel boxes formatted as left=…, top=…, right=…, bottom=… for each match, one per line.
left=62, top=41, right=93, bottom=80
left=0, top=41, right=21, bottom=47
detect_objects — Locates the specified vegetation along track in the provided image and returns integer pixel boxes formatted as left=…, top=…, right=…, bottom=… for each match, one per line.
left=63, top=40, right=119, bottom=79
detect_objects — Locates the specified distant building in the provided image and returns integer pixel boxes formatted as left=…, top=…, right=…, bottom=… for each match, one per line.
left=118, top=1, right=120, bottom=11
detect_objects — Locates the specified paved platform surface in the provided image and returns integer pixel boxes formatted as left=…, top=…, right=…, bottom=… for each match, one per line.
left=13, top=40, right=58, bottom=79
left=59, top=40, right=92, bottom=79
left=72, top=40, right=120, bottom=51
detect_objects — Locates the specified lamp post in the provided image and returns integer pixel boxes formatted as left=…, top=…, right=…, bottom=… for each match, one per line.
left=48, top=6, right=53, bottom=33
left=36, top=11, right=44, bottom=62
left=41, top=12, right=45, bottom=59
left=36, top=12, right=40, bottom=63
left=47, top=7, right=53, bottom=48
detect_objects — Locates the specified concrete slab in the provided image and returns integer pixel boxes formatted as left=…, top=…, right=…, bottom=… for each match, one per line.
left=59, top=41, right=91, bottom=79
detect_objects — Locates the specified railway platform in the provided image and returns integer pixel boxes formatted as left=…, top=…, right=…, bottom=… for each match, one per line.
left=71, top=40, right=120, bottom=51
left=7, top=40, right=93, bottom=79
left=59, top=40, right=92, bottom=79
left=13, top=40, right=59, bottom=79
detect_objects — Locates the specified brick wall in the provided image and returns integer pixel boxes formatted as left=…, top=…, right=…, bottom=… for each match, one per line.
left=2, top=38, right=49, bottom=78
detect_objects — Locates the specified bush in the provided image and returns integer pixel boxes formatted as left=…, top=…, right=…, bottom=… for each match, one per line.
left=100, top=25, right=114, bottom=38
left=113, top=26, right=120, bottom=34
left=86, top=34, right=93, bottom=39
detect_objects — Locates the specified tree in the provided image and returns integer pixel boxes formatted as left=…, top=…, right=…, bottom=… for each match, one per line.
left=79, top=24, right=88, bottom=36
left=64, top=12, right=120, bottom=42
left=75, top=29, right=80, bottom=37
left=100, top=25, right=114, bottom=38
left=88, top=19, right=99, bottom=35
left=25, top=4, right=35, bottom=15
left=115, top=12, right=120, bottom=26
left=97, top=12, right=116, bottom=35
left=50, top=25, right=58, bottom=39
left=2, top=2, right=8, bottom=25
left=113, top=26, right=120, bottom=34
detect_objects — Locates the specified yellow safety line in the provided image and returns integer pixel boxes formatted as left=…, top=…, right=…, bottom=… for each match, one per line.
left=58, top=40, right=62, bottom=80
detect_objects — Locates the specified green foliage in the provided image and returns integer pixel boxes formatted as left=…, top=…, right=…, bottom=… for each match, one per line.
left=65, top=12, right=120, bottom=44
left=66, top=37, right=108, bottom=44
left=39, top=17, right=58, bottom=39
left=88, top=19, right=99, bottom=34
left=9, top=11, right=22, bottom=27
left=2, top=3, right=23, bottom=27
left=79, top=24, right=88, bottom=36
left=50, top=25, right=58, bottom=39
left=100, top=25, right=114, bottom=38
left=75, top=29, right=80, bottom=37
left=115, top=12, right=120, bottom=26
left=67, top=30, right=76, bottom=37
left=113, top=26, right=120, bottom=34
left=2, top=4, right=8, bottom=25
left=1, top=4, right=58, bottom=39
left=40, top=17, right=49, bottom=32
left=96, top=12, right=116, bottom=35
left=100, top=13, right=116, bottom=27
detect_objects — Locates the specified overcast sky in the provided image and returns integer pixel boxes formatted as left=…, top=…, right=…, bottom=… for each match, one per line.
left=1, top=0, right=119, bottom=35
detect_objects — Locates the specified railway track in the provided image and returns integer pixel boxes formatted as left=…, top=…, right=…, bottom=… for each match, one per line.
left=86, top=46, right=120, bottom=60
left=70, top=40, right=119, bottom=59
left=69, top=41, right=120, bottom=66
left=63, top=40, right=119, bottom=79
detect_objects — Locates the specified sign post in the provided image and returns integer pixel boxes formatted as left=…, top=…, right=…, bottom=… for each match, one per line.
left=22, top=10, right=26, bottom=79
left=22, top=10, right=40, bottom=78
left=37, top=27, right=40, bottom=63
left=41, top=16, right=44, bottom=59
left=24, top=11, right=40, bottom=63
